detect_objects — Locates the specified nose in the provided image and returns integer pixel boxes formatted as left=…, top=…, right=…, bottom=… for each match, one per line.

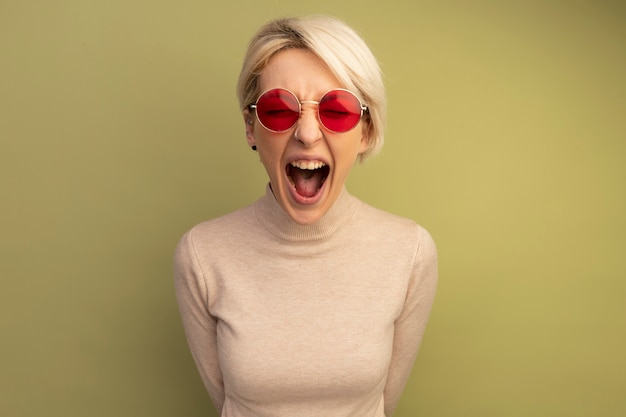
left=294, top=105, right=322, bottom=147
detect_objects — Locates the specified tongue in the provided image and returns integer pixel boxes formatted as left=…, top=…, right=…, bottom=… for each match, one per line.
left=292, top=167, right=323, bottom=197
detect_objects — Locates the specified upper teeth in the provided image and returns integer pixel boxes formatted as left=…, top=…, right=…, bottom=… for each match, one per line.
left=291, top=160, right=326, bottom=170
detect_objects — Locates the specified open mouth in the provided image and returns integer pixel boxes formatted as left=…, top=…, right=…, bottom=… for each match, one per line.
left=286, top=160, right=330, bottom=198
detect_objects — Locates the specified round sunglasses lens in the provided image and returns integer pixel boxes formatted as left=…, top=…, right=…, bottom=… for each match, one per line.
left=255, top=89, right=300, bottom=132
left=318, top=90, right=363, bottom=132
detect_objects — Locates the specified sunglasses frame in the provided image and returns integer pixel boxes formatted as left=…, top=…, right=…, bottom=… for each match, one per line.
left=248, top=88, right=368, bottom=133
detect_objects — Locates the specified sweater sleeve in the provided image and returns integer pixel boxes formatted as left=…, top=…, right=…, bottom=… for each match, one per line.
left=173, top=229, right=225, bottom=414
left=383, top=226, right=438, bottom=417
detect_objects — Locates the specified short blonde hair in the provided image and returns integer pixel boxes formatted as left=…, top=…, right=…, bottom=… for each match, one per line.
left=236, top=16, right=386, bottom=161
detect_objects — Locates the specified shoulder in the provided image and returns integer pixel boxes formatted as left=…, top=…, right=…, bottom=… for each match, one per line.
left=353, top=198, right=436, bottom=252
left=174, top=204, right=257, bottom=263
left=191, top=204, right=256, bottom=236
left=183, top=204, right=255, bottom=243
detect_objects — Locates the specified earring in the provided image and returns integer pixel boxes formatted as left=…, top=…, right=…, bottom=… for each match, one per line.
left=251, top=145, right=257, bottom=151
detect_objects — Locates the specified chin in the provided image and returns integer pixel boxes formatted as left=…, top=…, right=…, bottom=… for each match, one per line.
left=273, top=158, right=335, bottom=224
left=273, top=179, right=333, bottom=226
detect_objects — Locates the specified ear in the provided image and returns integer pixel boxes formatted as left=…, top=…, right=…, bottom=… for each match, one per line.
left=243, top=109, right=256, bottom=148
left=358, top=136, right=369, bottom=154
left=357, top=123, right=371, bottom=155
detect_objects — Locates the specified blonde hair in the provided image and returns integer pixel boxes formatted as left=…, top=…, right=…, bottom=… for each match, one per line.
left=236, top=16, right=386, bottom=161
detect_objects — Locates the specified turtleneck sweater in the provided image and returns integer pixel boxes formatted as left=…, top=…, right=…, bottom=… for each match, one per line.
left=174, top=186, right=438, bottom=417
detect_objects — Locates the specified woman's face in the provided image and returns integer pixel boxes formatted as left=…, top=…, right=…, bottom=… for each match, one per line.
left=244, top=48, right=368, bottom=225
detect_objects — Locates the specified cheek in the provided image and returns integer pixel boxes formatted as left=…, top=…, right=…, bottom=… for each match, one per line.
left=346, top=130, right=368, bottom=157
left=257, top=135, right=288, bottom=168
left=329, top=136, right=363, bottom=172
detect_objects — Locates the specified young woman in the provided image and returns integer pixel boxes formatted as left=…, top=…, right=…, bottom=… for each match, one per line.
left=174, top=15, right=438, bottom=417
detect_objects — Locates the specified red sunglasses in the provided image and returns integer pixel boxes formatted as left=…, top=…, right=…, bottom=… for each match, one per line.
left=248, top=88, right=368, bottom=133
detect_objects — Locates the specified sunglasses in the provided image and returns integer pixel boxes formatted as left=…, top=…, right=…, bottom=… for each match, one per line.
left=248, top=88, right=368, bottom=133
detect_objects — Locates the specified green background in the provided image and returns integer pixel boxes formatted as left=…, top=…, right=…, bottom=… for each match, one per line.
left=2, top=1, right=624, bottom=416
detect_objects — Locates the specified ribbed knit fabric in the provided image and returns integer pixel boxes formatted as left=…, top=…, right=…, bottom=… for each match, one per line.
left=174, top=186, right=438, bottom=417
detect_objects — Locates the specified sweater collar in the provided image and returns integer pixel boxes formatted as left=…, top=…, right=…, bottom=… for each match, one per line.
left=254, top=184, right=359, bottom=242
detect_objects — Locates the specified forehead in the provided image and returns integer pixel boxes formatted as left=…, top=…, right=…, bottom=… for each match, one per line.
left=258, top=49, right=342, bottom=98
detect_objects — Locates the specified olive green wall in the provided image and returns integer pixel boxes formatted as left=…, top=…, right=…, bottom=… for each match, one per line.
left=2, top=1, right=624, bottom=416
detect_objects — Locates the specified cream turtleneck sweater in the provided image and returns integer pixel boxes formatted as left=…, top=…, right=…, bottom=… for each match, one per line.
left=174, top=186, right=438, bottom=417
